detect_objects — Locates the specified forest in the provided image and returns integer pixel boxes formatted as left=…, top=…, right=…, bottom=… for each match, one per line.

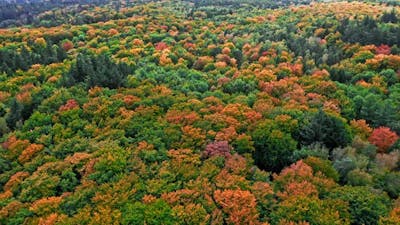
left=0, top=0, right=400, bottom=224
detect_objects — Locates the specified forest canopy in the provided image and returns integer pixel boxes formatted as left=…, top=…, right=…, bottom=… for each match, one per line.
left=0, top=0, right=400, bottom=224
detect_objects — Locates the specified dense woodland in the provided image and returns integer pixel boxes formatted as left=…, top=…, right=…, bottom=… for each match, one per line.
left=0, top=0, right=400, bottom=224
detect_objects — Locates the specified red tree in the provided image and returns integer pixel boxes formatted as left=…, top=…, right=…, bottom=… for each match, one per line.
left=204, top=141, right=231, bottom=158
left=62, top=41, right=74, bottom=51
left=59, top=99, right=79, bottom=112
left=375, top=44, right=391, bottom=55
left=155, top=42, right=168, bottom=51
left=368, top=127, right=399, bottom=153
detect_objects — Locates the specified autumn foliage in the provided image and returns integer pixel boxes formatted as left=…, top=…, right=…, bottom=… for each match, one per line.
left=0, top=1, right=399, bottom=224
left=368, top=127, right=399, bottom=153
left=214, top=189, right=261, bottom=225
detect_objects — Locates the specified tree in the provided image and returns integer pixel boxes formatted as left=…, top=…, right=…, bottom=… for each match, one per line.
left=298, top=110, right=352, bottom=149
left=273, top=160, right=337, bottom=199
left=350, top=119, right=373, bottom=140
left=6, top=98, right=23, bottom=129
left=204, top=141, right=231, bottom=158
left=122, top=200, right=177, bottom=225
left=64, top=53, right=132, bottom=89
left=62, top=40, right=74, bottom=51
left=368, top=127, right=399, bottom=153
left=303, top=156, right=339, bottom=182
left=374, top=172, right=400, bottom=199
left=171, top=203, right=210, bottom=225
left=214, top=189, right=261, bottom=225
left=327, top=186, right=391, bottom=225
left=379, top=69, right=398, bottom=86
left=34, top=37, right=47, bottom=48
left=89, top=143, right=127, bottom=184
left=379, top=207, right=400, bottom=225
left=271, top=196, right=350, bottom=225
left=252, top=120, right=297, bottom=172
left=381, top=9, right=398, bottom=23
left=18, top=143, right=44, bottom=163
left=355, top=94, right=398, bottom=130
left=345, top=169, right=373, bottom=187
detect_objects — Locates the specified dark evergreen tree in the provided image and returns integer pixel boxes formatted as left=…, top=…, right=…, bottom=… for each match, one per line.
left=64, top=53, right=132, bottom=89
left=381, top=9, right=398, bottom=23
left=6, top=98, right=23, bottom=129
left=252, top=121, right=298, bottom=172
left=298, top=109, right=352, bottom=149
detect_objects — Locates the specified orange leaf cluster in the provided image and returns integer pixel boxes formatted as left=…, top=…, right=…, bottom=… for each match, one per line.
left=18, top=143, right=44, bottom=163
left=214, top=189, right=260, bottom=225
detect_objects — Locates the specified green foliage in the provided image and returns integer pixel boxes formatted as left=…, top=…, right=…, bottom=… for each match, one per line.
left=354, top=93, right=399, bottom=130
left=64, top=53, right=132, bottom=89
left=0, top=1, right=398, bottom=224
left=223, top=78, right=258, bottom=94
left=381, top=9, right=399, bottom=23
left=327, top=186, right=391, bottom=225
left=346, top=169, right=373, bottom=186
left=232, top=134, right=255, bottom=154
left=89, top=145, right=128, bottom=184
left=3, top=207, right=33, bottom=225
left=298, top=110, right=352, bottom=149
left=58, top=169, right=80, bottom=193
left=0, top=44, right=66, bottom=75
left=380, top=69, right=399, bottom=86
left=291, top=143, right=330, bottom=161
left=134, top=64, right=209, bottom=94
left=252, top=120, right=297, bottom=172
left=333, top=157, right=358, bottom=181
left=304, top=156, right=340, bottom=182
left=6, top=98, right=23, bottom=129
left=122, top=200, right=177, bottom=225
left=60, top=187, right=95, bottom=216
left=19, top=173, right=60, bottom=202
left=374, top=172, right=400, bottom=199
left=270, top=196, right=350, bottom=225
left=339, top=16, right=400, bottom=46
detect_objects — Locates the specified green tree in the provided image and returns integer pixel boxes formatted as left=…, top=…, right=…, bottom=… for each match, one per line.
left=271, top=196, right=350, bottom=225
left=298, top=109, right=352, bottom=149
left=64, top=53, right=131, bottom=89
left=122, top=200, right=177, bottom=225
left=252, top=120, right=297, bottom=172
left=327, top=186, right=391, bottom=225
left=6, top=98, right=23, bottom=130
